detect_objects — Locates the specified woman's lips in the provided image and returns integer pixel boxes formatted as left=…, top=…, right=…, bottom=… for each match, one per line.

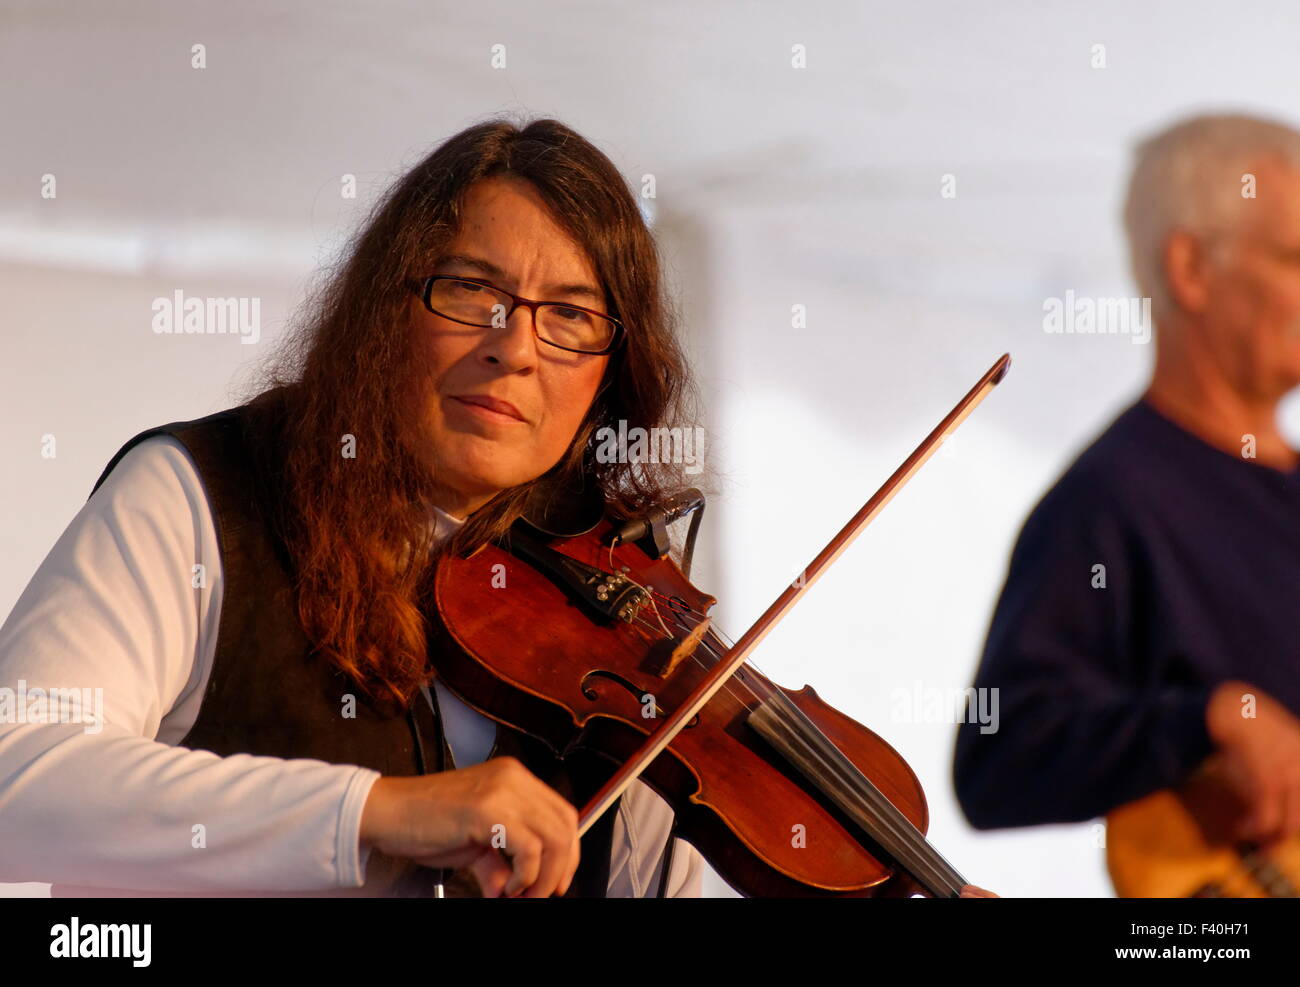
left=450, top=394, right=527, bottom=424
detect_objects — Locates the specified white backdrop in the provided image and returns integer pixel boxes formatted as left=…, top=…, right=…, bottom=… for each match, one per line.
left=3, top=0, right=1300, bottom=897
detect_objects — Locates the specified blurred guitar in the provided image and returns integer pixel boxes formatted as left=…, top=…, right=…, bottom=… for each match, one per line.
left=1106, top=755, right=1300, bottom=897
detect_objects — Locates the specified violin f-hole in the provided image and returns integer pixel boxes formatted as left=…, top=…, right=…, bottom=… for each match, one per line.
left=580, top=670, right=699, bottom=728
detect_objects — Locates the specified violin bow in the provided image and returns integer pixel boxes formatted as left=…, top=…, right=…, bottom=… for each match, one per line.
left=576, top=353, right=1012, bottom=839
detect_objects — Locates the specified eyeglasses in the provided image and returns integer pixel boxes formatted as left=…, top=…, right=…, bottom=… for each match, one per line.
left=408, top=275, right=624, bottom=355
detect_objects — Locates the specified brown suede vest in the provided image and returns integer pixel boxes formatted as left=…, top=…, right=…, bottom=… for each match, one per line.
left=49, top=402, right=618, bottom=897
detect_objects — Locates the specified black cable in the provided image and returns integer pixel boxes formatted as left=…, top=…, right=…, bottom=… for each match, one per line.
left=408, top=685, right=450, bottom=894
left=680, top=503, right=705, bottom=579
left=654, top=822, right=678, bottom=898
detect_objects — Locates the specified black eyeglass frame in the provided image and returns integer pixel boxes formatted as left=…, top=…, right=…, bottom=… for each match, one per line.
left=407, top=275, right=625, bottom=355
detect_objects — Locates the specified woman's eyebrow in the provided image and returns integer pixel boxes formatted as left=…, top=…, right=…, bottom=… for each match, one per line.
left=437, top=252, right=604, bottom=302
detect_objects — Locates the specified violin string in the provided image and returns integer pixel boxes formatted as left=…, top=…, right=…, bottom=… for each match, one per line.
left=639, top=584, right=673, bottom=637
left=613, top=573, right=821, bottom=729
left=610, top=567, right=777, bottom=714
left=615, top=610, right=853, bottom=780
left=611, top=574, right=834, bottom=737
left=684, top=623, right=962, bottom=893
left=619, top=597, right=831, bottom=767
left=591, top=551, right=961, bottom=893
left=617, top=579, right=960, bottom=893
left=621, top=610, right=760, bottom=714
left=628, top=591, right=789, bottom=721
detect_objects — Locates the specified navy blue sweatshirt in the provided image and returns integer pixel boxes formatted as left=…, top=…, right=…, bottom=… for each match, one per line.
left=954, top=398, right=1300, bottom=829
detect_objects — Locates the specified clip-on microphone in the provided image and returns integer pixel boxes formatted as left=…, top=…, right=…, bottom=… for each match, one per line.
left=608, top=488, right=706, bottom=576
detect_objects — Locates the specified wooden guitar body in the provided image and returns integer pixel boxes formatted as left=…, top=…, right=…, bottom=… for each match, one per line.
left=1107, top=760, right=1300, bottom=897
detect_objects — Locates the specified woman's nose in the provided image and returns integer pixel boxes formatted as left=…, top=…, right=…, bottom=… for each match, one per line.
left=481, top=305, right=540, bottom=370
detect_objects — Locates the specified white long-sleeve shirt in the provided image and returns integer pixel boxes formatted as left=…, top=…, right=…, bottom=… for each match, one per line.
left=0, top=434, right=703, bottom=897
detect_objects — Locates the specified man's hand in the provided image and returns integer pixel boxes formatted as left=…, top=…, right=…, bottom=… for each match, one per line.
left=1205, top=680, right=1300, bottom=846
left=360, top=756, right=581, bottom=898
left=958, top=884, right=999, bottom=897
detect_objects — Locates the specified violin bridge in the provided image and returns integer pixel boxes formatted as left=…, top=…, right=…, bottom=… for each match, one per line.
left=647, top=616, right=711, bottom=678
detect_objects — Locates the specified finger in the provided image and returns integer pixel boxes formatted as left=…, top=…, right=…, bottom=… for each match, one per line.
left=484, top=759, right=580, bottom=897
left=1249, top=785, right=1284, bottom=844
left=518, top=801, right=581, bottom=898
left=502, top=828, right=543, bottom=898
left=538, top=819, right=582, bottom=898
left=520, top=771, right=583, bottom=839
left=470, top=849, right=514, bottom=898
left=512, top=774, right=581, bottom=897
left=557, top=827, right=582, bottom=897
left=520, top=827, right=569, bottom=899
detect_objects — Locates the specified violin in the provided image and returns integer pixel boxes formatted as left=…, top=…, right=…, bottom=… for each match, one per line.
left=426, top=355, right=1011, bottom=897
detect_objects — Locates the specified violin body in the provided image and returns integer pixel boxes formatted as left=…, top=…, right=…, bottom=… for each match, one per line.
left=427, top=518, right=933, bottom=897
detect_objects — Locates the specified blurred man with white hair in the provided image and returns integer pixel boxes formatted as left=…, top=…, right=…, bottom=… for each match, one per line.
left=955, top=113, right=1300, bottom=885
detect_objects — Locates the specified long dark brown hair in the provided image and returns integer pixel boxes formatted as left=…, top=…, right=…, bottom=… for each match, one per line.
left=238, top=116, right=701, bottom=711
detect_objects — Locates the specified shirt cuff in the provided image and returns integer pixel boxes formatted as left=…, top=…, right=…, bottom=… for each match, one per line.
left=338, top=767, right=383, bottom=888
